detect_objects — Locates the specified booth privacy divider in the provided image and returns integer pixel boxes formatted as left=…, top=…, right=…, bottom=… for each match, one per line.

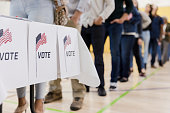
left=0, top=15, right=100, bottom=104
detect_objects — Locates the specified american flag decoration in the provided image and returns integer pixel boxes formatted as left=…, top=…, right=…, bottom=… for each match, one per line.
left=36, top=33, right=47, bottom=51
left=63, top=35, right=71, bottom=50
left=0, top=29, right=12, bottom=46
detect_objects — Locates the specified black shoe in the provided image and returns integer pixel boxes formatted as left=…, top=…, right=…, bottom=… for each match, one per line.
left=98, top=87, right=106, bottom=96
left=139, top=72, right=146, bottom=77
left=85, top=85, right=90, bottom=92
left=159, top=60, right=163, bottom=67
left=119, top=77, right=128, bottom=82
left=117, top=76, right=122, bottom=81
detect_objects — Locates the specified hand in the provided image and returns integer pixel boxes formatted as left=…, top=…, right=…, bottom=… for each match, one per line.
left=70, top=10, right=82, bottom=25
left=94, top=16, right=103, bottom=25
left=138, top=38, right=143, bottom=46
left=70, top=15, right=79, bottom=25
left=110, top=13, right=129, bottom=24
left=157, top=40, right=161, bottom=46
left=110, top=18, right=124, bottom=24
left=127, top=13, right=133, bottom=21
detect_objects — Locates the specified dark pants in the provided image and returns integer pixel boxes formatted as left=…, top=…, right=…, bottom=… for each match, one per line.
left=162, top=40, right=169, bottom=64
left=130, top=38, right=143, bottom=73
left=150, top=38, right=158, bottom=65
left=120, top=35, right=135, bottom=78
left=81, top=25, right=105, bottom=88
left=105, top=23, right=123, bottom=82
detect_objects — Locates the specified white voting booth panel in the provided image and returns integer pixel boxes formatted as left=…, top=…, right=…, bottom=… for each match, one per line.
left=72, top=33, right=100, bottom=87
left=57, top=26, right=80, bottom=78
left=0, top=16, right=100, bottom=104
left=28, top=22, right=57, bottom=85
left=0, top=79, right=7, bottom=104
left=0, top=17, right=29, bottom=90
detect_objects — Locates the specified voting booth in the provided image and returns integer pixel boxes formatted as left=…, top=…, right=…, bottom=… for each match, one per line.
left=29, top=22, right=58, bottom=85
left=0, top=17, right=29, bottom=90
left=57, top=26, right=80, bottom=78
left=0, top=15, right=100, bottom=105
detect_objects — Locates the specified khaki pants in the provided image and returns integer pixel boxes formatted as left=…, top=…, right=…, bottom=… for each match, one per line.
left=48, top=20, right=86, bottom=98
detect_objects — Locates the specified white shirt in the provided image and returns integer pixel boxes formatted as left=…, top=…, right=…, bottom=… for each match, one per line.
left=67, top=0, right=90, bottom=17
left=80, top=0, right=115, bottom=28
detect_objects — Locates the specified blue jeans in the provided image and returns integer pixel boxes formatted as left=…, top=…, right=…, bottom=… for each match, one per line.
left=10, top=0, right=54, bottom=99
left=120, top=35, right=135, bottom=78
left=142, top=30, right=150, bottom=64
left=81, top=25, right=105, bottom=88
left=150, top=38, right=158, bottom=65
left=105, top=23, right=123, bottom=82
left=130, top=38, right=144, bottom=73
left=157, top=44, right=162, bottom=61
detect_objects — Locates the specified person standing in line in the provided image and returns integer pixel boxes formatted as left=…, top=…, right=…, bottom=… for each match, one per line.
left=104, top=0, right=133, bottom=90
left=129, top=0, right=146, bottom=77
left=44, top=0, right=90, bottom=111
left=162, top=17, right=170, bottom=64
left=141, top=4, right=152, bottom=69
left=118, top=2, right=141, bottom=82
left=10, top=0, right=54, bottom=112
left=149, top=5, right=164, bottom=68
left=81, top=0, right=115, bottom=96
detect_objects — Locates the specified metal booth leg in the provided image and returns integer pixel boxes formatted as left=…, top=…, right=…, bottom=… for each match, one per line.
left=30, top=85, right=36, bottom=113
left=0, top=104, right=2, bottom=113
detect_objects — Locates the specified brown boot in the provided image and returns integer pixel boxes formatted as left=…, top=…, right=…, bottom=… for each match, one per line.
left=70, top=97, right=84, bottom=111
left=44, top=92, right=62, bottom=104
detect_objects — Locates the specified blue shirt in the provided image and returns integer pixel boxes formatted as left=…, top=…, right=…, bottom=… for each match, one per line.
left=150, top=16, right=164, bottom=39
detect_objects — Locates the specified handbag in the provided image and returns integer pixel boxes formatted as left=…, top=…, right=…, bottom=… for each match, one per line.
left=53, top=0, right=69, bottom=25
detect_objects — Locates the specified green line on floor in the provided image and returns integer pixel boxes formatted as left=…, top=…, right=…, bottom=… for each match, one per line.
left=46, top=108, right=74, bottom=113
left=4, top=100, right=17, bottom=104
left=4, top=100, right=74, bottom=113
left=97, top=68, right=160, bottom=113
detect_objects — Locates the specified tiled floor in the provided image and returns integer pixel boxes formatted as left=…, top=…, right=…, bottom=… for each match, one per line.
left=2, top=53, right=170, bottom=113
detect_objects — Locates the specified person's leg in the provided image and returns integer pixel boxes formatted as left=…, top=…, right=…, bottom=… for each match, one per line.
left=81, top=26, right=92, bottom=92
left=91, top=25, right=105, bottom=88
left=139, top=45, right=145, bottom=69
left=142, top=31, right=150, bottom=69
left=133, top=38, right=142, bottom=73
left=81, top=26, right=91, bottom=50
left=23, top=0, right=54, bottom=112
left=151, top=38, right=158, bottom=67
left=168, top=44, right=170, bottom=60
left=35, top=83, right=46, bottom=112
left=70, top=79, right=86, bottom=110
left=157, top=45, right=162, bottom=61
left=90, top=25, right=105, bottom=96
left=10, top=1, right=28, bottom=112
left=157, top=43, right=163, bottom=66
left=67, top=21, right=86, bottom=110
left=130, top=50, right=133, bottom=72
left=44, top=79, right=62, bottom=103
left=49, top=79, right=62, bottom=93
left=16, top=87, right=27, bottom=106
left=120, top=35, right=135, bottom=82
left=106, top=23, right=122, bottom=84
left=162, top=40, right=169, bottom=64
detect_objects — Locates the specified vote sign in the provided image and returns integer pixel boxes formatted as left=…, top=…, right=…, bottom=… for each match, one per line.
left=0, top=17, right=29, bottom=90
left=28, top=22, right=57, bottom=84
left=57, top=26, right=80, bottom=78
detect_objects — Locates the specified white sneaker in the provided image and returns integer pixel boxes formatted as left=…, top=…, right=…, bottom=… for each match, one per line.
left=109, top=82, right=117, bottom=91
